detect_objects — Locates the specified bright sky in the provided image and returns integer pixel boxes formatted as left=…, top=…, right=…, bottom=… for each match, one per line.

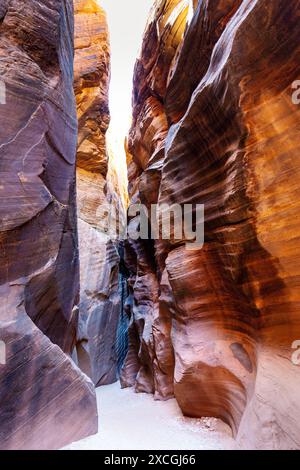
left=100, top=0, right=153, bottom=145
left=99, top=0, right=153, bottom=204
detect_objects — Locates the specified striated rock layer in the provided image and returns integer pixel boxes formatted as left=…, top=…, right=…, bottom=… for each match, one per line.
left=0, top=0, right=97, bottom=449
left=122, top=0, right=189, bottom=400
left=123, top=0, right=300, bottom=449
left=74, top=0, right=121, bottom=385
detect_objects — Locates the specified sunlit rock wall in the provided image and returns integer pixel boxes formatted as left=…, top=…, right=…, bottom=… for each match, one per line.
left=74, top=0, right=120, bottom=385
left=123, top=0, right=300, bottom=449
left=121, top=0, right=189, bottom=400
left=0, top=0, right=97, bottom=449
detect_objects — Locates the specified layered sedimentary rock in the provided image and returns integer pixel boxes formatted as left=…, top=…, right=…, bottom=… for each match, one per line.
left=121, top=0, right=189, bottom=400
left=123, top=0, right=300, bottom=449
left=0, top=0, right=97, bottom=449
left=74, top=0, right=121, bottom=385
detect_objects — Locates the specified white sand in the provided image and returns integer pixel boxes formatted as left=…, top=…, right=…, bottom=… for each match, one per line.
left=63, top=382, right=237, bottom=450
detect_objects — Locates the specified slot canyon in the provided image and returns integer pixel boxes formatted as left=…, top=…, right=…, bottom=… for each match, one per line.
left=0, top=0, right=300, bottom=451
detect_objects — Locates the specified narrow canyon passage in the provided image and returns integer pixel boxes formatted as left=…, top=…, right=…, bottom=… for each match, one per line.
left=70, top=0, right=300, bottom=450
left=0, top=0, right=300, bottom=452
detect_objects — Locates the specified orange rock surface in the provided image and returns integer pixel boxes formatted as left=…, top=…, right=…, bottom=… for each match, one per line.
left=123, top=0, right=300, bottom=449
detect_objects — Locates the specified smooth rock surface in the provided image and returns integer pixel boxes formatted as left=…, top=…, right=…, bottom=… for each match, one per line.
left=123, top=0, right=300, bottom=449
left=121, top=0, right=189, bottom=401
left=0, top=0, right=97, bottom=450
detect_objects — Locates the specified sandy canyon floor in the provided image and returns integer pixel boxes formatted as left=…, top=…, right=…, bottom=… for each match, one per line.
left=63, top=382, right=237, bottom=450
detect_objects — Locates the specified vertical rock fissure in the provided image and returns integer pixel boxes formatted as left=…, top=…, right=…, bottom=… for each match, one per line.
left=116, top=244, right=130, bottom=375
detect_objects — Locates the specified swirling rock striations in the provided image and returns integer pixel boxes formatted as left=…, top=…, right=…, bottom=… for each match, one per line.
left=0, top=0, right=97, bottom=449
left=121, top=0, right=189, bottom=400
left=123, top=0, right=300, bottom=449
left=74, top=0, right=120, bottom=386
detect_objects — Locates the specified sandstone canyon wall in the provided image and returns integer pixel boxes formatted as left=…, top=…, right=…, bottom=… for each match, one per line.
left=74, top=0, right=121, bottom=386
left=121, top=0, right=189, bottom=401
left=123, top=0, right=300, bottom=449
left=0, top=0, right=97, bottom=449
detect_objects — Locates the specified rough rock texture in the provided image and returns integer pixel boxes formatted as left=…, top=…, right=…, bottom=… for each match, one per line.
left=0, top=0, right=97, bottom=449
left=123, top=0, right=300, bottom=449
left=74, top=0, right=120, bottom=386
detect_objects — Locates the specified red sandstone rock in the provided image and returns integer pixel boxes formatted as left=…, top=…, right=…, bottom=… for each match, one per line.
left=123, top=0, right=300, bottom=449
left=0, top=0, right=97, bottom=449
left=121, top=0, right=189, bottom=401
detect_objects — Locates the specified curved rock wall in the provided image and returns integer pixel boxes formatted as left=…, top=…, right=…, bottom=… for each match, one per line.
left=0, top=0, right=97, bottom=450
left=121, top=0, right=189, bottom=400
left=74, top=0, right=120, bottom=386
left=123, top=0, right=300, bottom=449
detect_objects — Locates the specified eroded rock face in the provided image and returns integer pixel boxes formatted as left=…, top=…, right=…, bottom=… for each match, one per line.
left=123, top=0, right=300, bottom=449
left=0, top=0, right=97, bottom=449
left=74, top=0, right=120, bottom=385
left=121, top=0, right=189, bottom=401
